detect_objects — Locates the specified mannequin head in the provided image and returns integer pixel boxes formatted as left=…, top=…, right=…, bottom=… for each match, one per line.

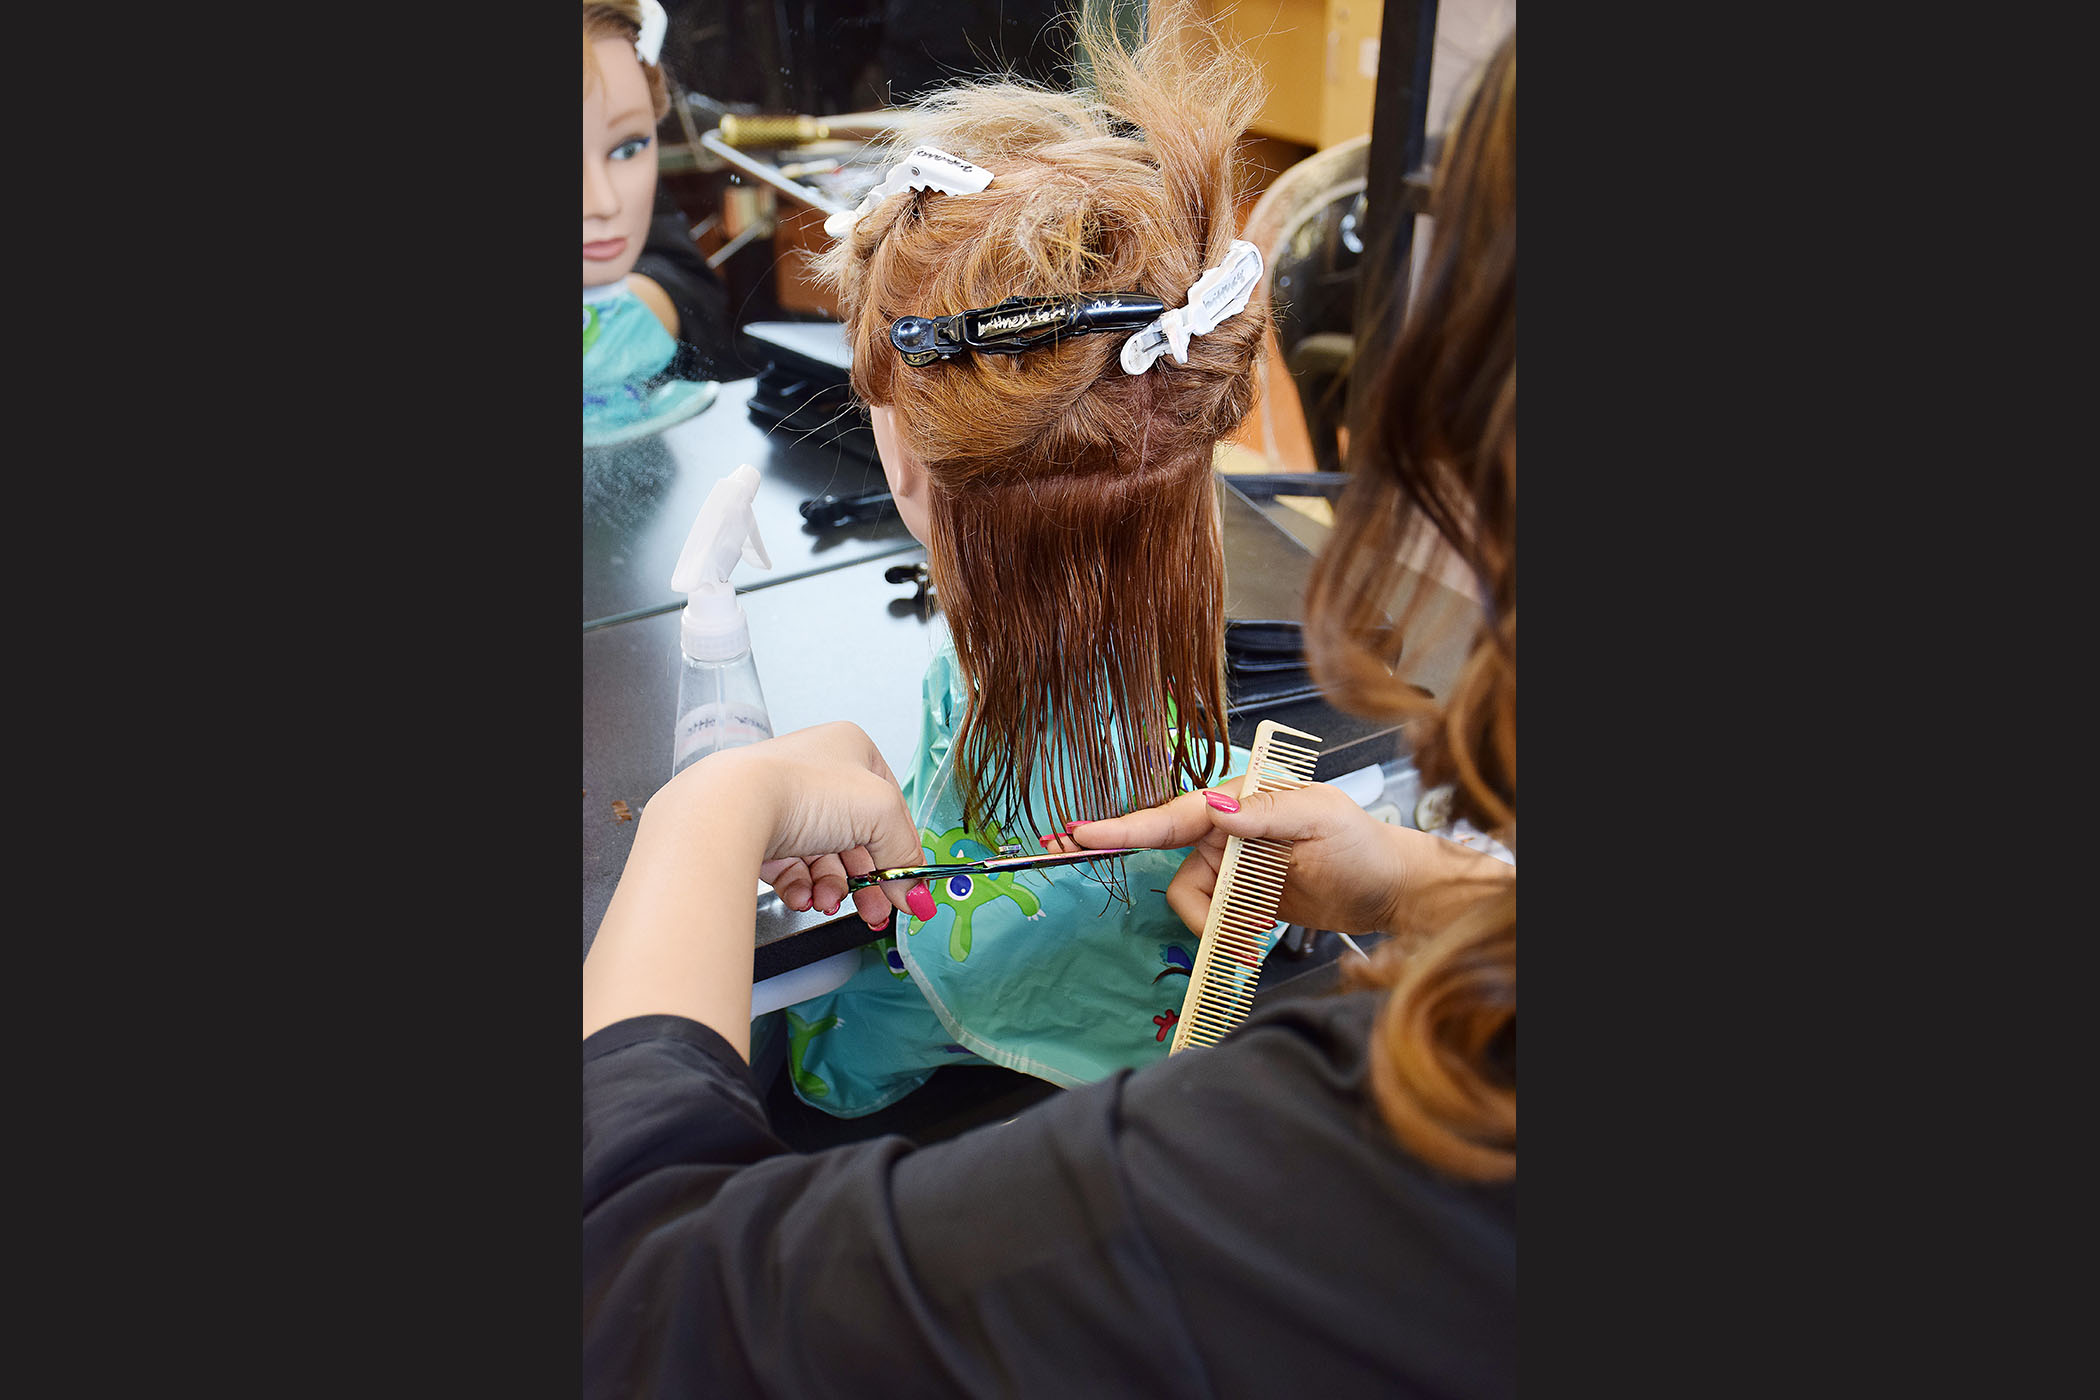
left=583, top=2, right=670, bottom=288
left=868, top=406, right=933, bottom=545
left=818, top=14, right=1267, bottom=833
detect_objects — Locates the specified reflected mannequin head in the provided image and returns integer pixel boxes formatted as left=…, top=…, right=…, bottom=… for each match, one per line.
left=583, top=4, right=670, bottom=288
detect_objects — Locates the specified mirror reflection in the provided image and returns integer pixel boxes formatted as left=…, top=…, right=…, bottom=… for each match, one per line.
left=583, top=0, right=1513, bottom=536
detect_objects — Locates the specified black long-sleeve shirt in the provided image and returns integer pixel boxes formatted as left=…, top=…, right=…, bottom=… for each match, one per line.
left=584, top=988, right=1516, bottom=1398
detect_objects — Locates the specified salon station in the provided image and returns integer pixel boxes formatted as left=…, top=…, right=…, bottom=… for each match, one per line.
left=584, top=0, right=1515, bottom=1147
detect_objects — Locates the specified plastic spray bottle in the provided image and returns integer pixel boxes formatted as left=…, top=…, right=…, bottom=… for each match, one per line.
left=669, top=464, right=775, bottom=777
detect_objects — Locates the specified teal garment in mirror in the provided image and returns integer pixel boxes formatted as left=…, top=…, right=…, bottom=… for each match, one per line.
left=583, top=279, right=716, bottom=447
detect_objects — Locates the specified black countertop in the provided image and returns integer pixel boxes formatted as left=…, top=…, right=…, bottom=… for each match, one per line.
left=583, top=377, right=918, bottom=628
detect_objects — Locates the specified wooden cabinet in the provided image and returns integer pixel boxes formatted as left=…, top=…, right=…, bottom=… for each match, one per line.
left=1196, top=0, right=1383, bottom=150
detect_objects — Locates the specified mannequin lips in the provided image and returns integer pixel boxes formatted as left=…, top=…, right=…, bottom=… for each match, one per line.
left=583, top=237, right=629, bottom=261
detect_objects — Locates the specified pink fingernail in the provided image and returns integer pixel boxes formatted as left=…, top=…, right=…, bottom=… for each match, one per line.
left=1063, top=818, right=1095, bottom=831
left=906, top=881, right=935, bottom=921
left=866, top=911, right=890, bottom=931
left=1203, top=790, right=1240, bottom=813
left=823, top=902, right=840, bottom=916
left=1039, top=833, right=1060, bottom=847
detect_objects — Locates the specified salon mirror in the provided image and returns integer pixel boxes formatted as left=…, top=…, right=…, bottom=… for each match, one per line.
left=586, top=0, right=1515, bottom=572
left=634, top=0, right=1114, bottom=393
left=586, top=1, right=1132, bottom=469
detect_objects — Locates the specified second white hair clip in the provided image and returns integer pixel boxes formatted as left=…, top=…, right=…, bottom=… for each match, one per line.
left=824, top=146, right=997, bottom=239
left=634, top=0, right=667, bottom=65
left=1120, top=240, right=1265, bottom=374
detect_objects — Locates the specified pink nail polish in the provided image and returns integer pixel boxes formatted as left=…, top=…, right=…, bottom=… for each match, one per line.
left=1063, top=818, right=1094, bottom=831
left=1203, top=789, right=1240, bottom=813
left=1039, top=833, right=1060, bottom=847
left=906, top=881, right=935, bottom=921
left=823, top=903, right=840, bottom=916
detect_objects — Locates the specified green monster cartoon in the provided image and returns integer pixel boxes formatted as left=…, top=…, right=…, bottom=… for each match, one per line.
left=785, top=1009, right=841, bottom=1099
left=876, top=936, right=911, bottom=980
left=911, top=820, right=1043, bottom=961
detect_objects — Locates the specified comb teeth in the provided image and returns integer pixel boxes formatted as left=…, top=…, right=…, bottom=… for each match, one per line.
left=1170, top=721, right=1324, bottom=1054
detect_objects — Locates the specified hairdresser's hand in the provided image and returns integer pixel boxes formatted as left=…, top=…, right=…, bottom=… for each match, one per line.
left=587, top=722, right=920, bottom=1049
left=1062, top=781, right=1511, bottom=940
left=692, top=722, right=923, bottom=929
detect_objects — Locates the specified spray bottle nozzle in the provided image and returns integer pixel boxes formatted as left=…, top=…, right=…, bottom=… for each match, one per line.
left=671, top=464, right=773, bottom=661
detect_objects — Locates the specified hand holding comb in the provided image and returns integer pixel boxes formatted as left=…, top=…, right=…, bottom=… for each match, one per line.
left=1170, top=720, right=1324, bottom=1054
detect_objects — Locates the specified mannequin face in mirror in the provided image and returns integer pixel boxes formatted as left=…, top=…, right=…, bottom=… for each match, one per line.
left=869, top=406, right=932, bottom=546
left=583, top=36, right=659, bottom=288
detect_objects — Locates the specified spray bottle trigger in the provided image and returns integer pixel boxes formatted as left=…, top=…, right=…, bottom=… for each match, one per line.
left=740, top=504, right=770, bottom=570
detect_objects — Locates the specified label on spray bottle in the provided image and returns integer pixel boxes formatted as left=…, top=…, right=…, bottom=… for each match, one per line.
left=674, top=702, right=775, bottom=767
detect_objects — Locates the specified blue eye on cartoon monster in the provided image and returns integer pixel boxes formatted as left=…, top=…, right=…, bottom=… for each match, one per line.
left=885, top=946, right=907, bottom=975
left=946, top=874, right=973, bottom=900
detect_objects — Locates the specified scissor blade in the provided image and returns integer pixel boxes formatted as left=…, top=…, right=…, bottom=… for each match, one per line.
left=843, top=863, right=979, bottom=891
left=845, top=848, right=1147, bottom=892
left=976, top=847, right=1144, bottom=874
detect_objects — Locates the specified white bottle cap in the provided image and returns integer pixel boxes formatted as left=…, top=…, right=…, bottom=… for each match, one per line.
left=670, top=464, right=773, bottom=661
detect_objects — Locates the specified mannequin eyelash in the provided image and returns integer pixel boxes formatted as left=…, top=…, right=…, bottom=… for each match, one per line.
left=889, top=293, right=1167, bottom=366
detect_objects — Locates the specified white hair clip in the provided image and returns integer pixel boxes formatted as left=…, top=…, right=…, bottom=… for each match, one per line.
left=635, top=0, right=667, bottom=65
left=823, top=145, right=996, bottom=239
left=1120, top=240, right=1265, bottom=374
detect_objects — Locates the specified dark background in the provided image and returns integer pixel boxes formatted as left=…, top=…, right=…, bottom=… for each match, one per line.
left=73, top=0, right=1911, bottom=1393
left=662, top=0, right=1077, bottom=112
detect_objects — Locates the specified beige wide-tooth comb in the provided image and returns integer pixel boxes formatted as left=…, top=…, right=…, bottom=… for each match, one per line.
left=1169, top=720, right=1324, bottom=1054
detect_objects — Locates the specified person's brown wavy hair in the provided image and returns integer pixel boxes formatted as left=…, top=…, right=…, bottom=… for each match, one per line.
left=814, top=8, right=1267, bottom=837
left=1306, top=32, right=1516, bottom=1182
left=583, top=2, right=669, bottom=120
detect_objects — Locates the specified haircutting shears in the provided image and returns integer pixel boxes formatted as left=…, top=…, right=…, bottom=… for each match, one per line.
left=845, top=846, right=1145, bottom=893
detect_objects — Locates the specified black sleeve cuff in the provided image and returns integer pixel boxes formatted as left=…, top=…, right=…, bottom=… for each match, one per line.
left=583, top=1015, right=787, bottom=1213
left=583, top=1013, right=753, bottom=1087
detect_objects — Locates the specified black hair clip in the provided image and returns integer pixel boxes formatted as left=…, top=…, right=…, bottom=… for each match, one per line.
left=800, top=488, right=896, bottom=529
left=886, top=560, right=936, bottom=617
left=889, top=293, right=1167, bottom=366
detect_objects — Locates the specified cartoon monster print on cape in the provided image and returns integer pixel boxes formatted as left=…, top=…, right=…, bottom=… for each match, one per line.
left=1154, top=943, right=1194, bottom=984
left=785, top=1009, right=842, bottom=1099
left=875, top=935, right=910, bottom=979
left=909, top=820, right=1044, bottom=960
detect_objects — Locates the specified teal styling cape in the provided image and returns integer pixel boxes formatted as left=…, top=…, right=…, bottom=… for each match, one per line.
left=781, top=639, right=1274, bottom=1117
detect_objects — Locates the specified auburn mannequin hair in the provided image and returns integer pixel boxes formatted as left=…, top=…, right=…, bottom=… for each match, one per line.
left=816, top=10, right=1267, bottom=837
left=583, top=1, right=669, bottom=119
left=1307, top=33, right=1517, bottom=1182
